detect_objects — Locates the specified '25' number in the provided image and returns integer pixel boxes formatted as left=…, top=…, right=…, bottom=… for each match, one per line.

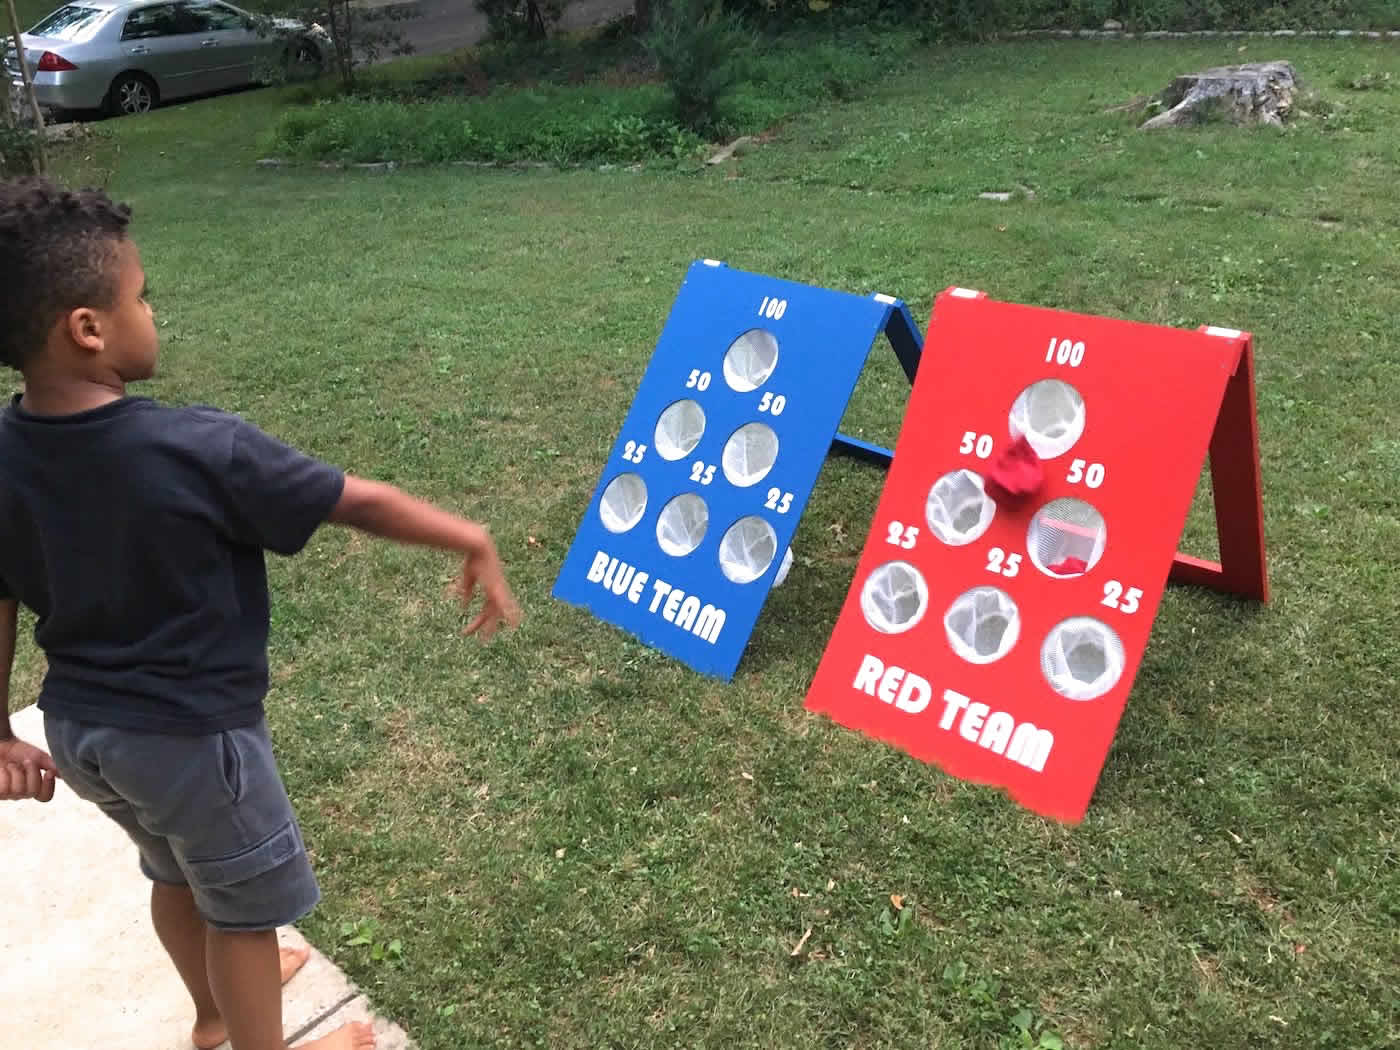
left=986, top=547, right=1022, bottom=578
left=1101, top=581, right=1142, bottom=614
left=886, top=521, right=919, bottom=549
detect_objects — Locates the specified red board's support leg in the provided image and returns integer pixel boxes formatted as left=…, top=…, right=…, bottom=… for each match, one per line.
left=1170, top=338, right=1269, bottom=602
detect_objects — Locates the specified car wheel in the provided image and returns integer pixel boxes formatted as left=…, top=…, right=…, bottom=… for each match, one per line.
left=106, top=73, right=157, bottom=117
left=285, top=40, right=323, bottom=79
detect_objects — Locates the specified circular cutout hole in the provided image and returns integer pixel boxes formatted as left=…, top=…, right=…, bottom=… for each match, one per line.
left=722, top=422, right=779, bottom=488
left=1027, top=498, right=1107, bottom=578
left=1009, top=379, right=1086, bottom=460
left=926, top=469, right=997, bottom=546
left=654, top=399, right=706, bottom=461
left=1041, top=617, right=1125, bottom=700
left=723, top=329, right=780, bottom=392
left=860, top=560, right=929, bottom=634
left=655, top=493, right=709, bottom=556
left=944, top=587, right=1020, bottom=664
left=599, top=473, right=647, bottom=534
left=719, top=515, right=778, bottom=584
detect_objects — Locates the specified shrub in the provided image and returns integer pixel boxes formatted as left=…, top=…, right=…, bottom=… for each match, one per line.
left=0, top=125, right=39, bottom=177
left=475, top=0, right=566, bottom=41
left=644, top=0, right=756, bottom=132
left=266, top=92, right=703, bottom=166
left=713, top=0, right=1398, bottom=33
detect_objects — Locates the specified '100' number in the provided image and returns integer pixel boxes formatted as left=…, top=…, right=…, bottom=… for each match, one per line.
left=1045, top=337, right=1086, bottom=367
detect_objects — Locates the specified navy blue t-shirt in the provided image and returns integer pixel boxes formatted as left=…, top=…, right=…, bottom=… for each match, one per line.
left=0, top=395, right=346, bottom=734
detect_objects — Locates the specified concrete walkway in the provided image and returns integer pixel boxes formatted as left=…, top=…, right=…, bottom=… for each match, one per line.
left=0, top=704, right=415, bottom=1050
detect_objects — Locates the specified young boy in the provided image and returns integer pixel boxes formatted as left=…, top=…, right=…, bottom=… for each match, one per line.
left=0, top=177, right=521, bottom=1050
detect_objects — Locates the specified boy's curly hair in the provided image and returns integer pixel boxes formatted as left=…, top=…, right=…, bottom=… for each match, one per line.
left=0, top=178, right=132, bottom=372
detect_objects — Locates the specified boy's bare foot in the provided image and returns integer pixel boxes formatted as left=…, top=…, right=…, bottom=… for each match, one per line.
left=191, top=946, right=312, bottom=1049
left=297, top=1021, right=377, bottom=1049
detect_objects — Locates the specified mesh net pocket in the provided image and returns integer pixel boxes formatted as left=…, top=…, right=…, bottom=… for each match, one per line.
left=723, top=329, right=780, bottom=392
left=722, top=423, right=779, bottom=488
left=1027, top=498, right=1107, bottom=578
left=600, top=473, right=647, bottom=534
left=944, top=587, right=1020, bottom=664
left=1009, top=379, right=1085, bottom=460
left=926, top=469, right=997, bottom=546
left=719, top=515, right=777, bottom=583
left=654, top=399, right=706, bottom=461
left=1040, top=617, right=1126, bottom=700
left=860, top=561, right=929, bottom=634
left=656, top=493, right=708, bottom=556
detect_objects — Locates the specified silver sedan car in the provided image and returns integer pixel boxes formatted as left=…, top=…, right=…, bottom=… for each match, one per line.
left=5, top=0, right=330, bottom=116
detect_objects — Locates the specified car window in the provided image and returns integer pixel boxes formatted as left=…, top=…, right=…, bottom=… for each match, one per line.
left=195, top=1, right=250, bottom=31
left=121, top=3, right=186, bottom=39
left=29, top=5, right=106, bottom=41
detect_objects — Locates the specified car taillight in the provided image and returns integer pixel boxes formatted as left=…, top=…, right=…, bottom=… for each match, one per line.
left=36, top=51, right=78, bottom=72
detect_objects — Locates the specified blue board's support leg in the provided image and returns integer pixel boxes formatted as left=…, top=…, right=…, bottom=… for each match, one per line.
left=830, top=433, right=893, bottom=467
left=829, top=299, right=924, bottom=471
left=882, top=302, right=924, bottom=384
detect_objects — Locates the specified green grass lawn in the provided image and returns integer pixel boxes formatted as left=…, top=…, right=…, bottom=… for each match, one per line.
left=13, top=36, right=1400, bottom=1050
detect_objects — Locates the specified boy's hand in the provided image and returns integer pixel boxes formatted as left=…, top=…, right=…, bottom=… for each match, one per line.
left=0, top=739, right=59, bottom=803
left=455, top=547, right=521, bottom=640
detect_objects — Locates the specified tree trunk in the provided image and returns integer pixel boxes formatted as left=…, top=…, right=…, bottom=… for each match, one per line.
left=634, top=0, right=651, bottom=32
left=0, top=60, right=13, bottom=127
left=325, top=0, right=355, bottom=90
left=525, top=1, right=547, bottom=39
left=4, top=0, right=46, bottom=172
left=1140, top=61, right=1299, bottom=130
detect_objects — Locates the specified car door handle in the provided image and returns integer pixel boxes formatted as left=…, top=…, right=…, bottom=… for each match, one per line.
left=200, top=38, right=218, bottom=47
left=127, top=46, right=150, bottom=54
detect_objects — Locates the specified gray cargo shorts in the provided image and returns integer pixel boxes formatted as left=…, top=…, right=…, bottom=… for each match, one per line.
left=44, top=713, right=320, bottom=931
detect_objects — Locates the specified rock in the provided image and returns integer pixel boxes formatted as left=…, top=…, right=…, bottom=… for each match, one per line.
left=1139, top=61, right=1300, bottom=130
left=979, top=191, right=1013, bottom=202
left=1103, top=19, right=1123, bottom=30
left=354, top=161, right=396, bottom=173
left=255, top=158, right=284, bottom=168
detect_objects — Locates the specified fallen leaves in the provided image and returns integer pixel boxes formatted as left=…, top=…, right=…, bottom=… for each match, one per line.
left=790, top=927, right=813, bottom=957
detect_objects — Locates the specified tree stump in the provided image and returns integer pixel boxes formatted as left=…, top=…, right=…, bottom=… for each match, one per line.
left=1140, top=61, right=1300, bottom=130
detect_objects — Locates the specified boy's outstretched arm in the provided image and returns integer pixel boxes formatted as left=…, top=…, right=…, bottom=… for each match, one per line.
left=0, top=599, right=59, bottom=803
left=328, top=477, right=522, bottom=639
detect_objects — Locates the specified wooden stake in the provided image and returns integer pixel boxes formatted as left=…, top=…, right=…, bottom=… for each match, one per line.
left=4, top=0, right=47, bottom=173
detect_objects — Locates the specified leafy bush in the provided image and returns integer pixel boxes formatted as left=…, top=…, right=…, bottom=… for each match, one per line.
left=475, top=0, right=565, bottom=41
left=645, top=0, right=755, bottom=131
left=266, top=91, right=703, bottom=166
left=263, top=21, right=913, bottom=166
left=0, top=125, right=39, bottom=177
left=714, top=0, right=1398, bottom=32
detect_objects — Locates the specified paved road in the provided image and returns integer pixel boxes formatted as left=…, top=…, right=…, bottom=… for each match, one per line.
left=371, top=0, right=634, bottom=60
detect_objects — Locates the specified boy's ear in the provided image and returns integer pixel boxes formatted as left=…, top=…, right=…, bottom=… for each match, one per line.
left=62, top=308, right=104, bottom=355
